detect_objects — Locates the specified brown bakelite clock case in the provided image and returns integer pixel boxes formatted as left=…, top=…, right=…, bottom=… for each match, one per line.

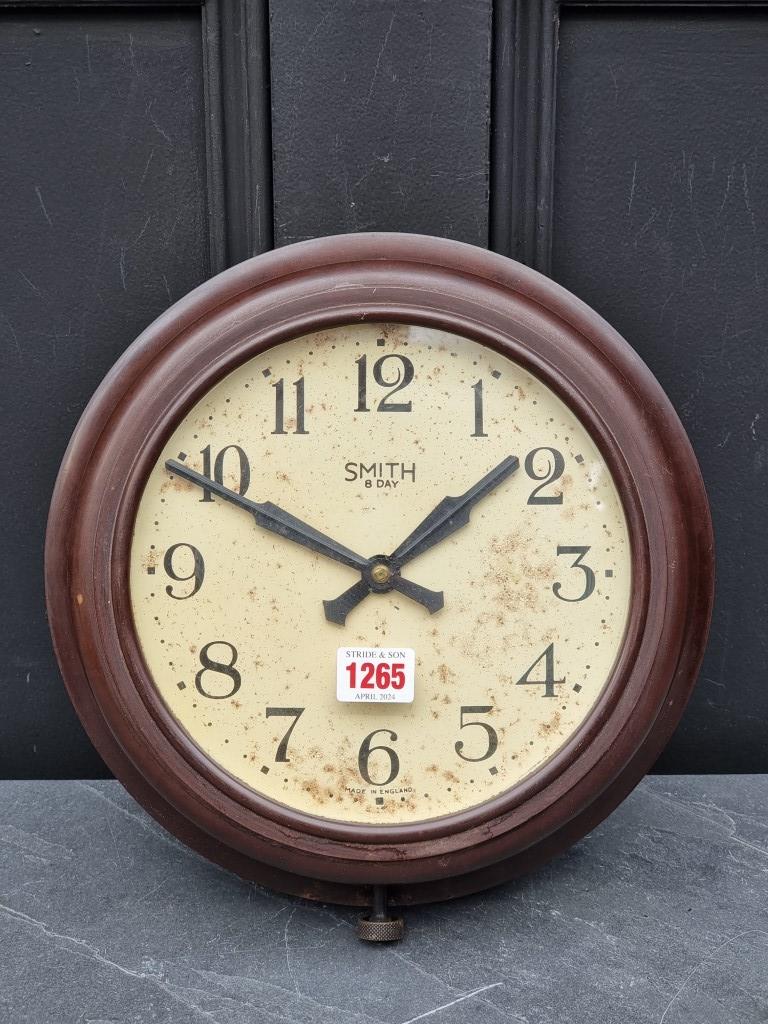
left=46, top=234, right=713, bottom=933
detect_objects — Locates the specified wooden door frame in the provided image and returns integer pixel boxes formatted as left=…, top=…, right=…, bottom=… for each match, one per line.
left=489, top=0, right=768, bottom=271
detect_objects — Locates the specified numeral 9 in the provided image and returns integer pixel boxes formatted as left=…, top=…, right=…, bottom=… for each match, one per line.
left=163, top=543, right=205, bottom=599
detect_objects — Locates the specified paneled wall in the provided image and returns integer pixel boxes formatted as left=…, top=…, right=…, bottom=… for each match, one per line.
left=550, top=8, right=768, bottom=771
left=1, top=1, right=765, bottom=776
left=2, top=8, right=213, bottom=776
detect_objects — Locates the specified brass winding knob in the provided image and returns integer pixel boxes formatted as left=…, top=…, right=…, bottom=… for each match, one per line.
left=357, top=885, right=405, bottom=943
left=357, top=915, right=405, bottom=943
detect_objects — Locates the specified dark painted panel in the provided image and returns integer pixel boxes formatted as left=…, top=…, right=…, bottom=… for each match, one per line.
left=553, top=9, right=768, bottom=771
left=269, top=0, right=492, bottom=247
left=0, top=10, right=209, bottom=778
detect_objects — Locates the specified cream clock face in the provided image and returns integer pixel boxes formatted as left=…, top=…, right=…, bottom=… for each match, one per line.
left=129, top=323, right=631, bottom=824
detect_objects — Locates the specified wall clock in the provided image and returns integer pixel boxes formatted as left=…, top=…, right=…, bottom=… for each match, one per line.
left=46, top=233, right=714, bottom=941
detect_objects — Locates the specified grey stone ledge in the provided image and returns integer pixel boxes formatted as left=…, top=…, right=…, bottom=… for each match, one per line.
left=1, top=776, right=767, bottom=1023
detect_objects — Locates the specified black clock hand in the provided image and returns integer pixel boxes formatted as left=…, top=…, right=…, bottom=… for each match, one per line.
left=166, top=460, right=443, bottom=617
left=322, top=579, right=371, bottom=625
left=323, top=575, right=443, bottom=626
left=167, top=460, right=367, bottom=571
left=323, top=456, right=518, bottom=622
left=390, top=455, right=520, bottom=566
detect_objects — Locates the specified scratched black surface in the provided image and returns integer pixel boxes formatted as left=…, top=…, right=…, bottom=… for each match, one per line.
left=552, top=9, right=768, bottom=773
left=268, top=0, right=492, bottom=247
left=2, top=5, right=767, bottom=779
left=2, top=776, right=767, bottom=1022
left=0, top=11, right=210, bottom=777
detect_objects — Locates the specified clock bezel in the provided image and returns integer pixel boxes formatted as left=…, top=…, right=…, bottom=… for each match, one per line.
left=45, top=233, right=714, bottom=905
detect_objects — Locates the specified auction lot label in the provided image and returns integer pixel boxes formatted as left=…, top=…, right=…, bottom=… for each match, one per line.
left=336, top=648, right=415, bottom=703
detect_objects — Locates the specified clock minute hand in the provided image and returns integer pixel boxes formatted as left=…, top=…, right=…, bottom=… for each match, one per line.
left=166, top=460, right=367, bottom=572
left=321, top=455, right=519, bottom=624
left=390, top=455, right=520, bottom=566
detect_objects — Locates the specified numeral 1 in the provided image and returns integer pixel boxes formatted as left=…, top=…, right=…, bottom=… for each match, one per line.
left=272, top=377, right=309, bottom=435
left=355, top=354, right=369, bottom=412
left=471, top=379, right=488, bottom=437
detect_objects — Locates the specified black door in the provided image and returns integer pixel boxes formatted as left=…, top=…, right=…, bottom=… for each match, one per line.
left=2, top=1, right=765, bottom=777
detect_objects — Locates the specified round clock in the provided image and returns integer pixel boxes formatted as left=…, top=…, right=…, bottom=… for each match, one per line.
left=45, top=233, right=713, bottom=936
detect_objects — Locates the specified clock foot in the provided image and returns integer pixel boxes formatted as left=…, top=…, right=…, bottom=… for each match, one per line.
left=356, top=885, right=405, bottom=943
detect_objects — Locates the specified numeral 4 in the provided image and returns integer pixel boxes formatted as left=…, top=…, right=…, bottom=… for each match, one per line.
left=516, top=643, right=564, bottom=698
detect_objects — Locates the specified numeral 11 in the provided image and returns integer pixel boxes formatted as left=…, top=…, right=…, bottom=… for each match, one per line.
left=272, top=377, right=309, bottom=435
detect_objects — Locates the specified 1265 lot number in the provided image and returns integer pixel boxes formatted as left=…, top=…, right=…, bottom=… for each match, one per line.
left=336, top=648, right=415, bottom=703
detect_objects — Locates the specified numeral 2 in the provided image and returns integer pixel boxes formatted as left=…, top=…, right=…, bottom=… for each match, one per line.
left=525, top=447, right=565, bottom=505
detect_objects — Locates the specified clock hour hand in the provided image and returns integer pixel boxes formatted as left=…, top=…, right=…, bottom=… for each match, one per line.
left=323, top=574, right=444, bottom=626
left=166, top=460, right=367, bottom=572
left=390, top=455, right=519, bottom=566
left=322, top=579, right=373, bottom=626
left=166, top=460, right=444, bottom=618
left=391, top=576, right=444, bottom=615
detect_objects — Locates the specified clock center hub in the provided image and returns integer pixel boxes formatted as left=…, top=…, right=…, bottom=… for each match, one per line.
left=363, top=555, right=399, bottom=592
left=371, top=563, right=392, bottom=585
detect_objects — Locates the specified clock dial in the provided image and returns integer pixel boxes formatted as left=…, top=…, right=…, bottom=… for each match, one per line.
left=129, top=323, right=632, bottom=824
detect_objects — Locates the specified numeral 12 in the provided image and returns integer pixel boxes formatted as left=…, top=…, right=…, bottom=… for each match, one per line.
left=355, top=354, right=414, bottom=412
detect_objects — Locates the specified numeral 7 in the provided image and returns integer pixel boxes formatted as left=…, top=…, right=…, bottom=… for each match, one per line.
left=266, top=707, right=305, bottom=762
